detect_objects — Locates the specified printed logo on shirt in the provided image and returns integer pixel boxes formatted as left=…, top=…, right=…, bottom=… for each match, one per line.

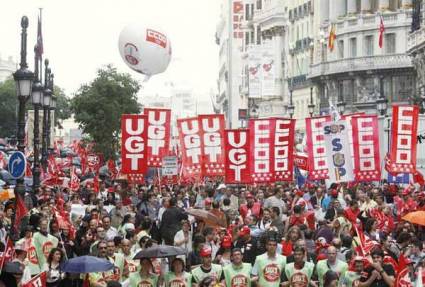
left=28, top=246, right=38, bottom=264
left=42, top=241, right=54, bottom=258
left=290, top=271, right=308, bottom=287
left=138, top=280, right=154, bottom=287
left=231, top=274, right=249, bottom=287
left=169, top=278, right=186, bottom=287
left=263, top=263, right=280, bottom=282
left=353, top=279, right=360, bottom=287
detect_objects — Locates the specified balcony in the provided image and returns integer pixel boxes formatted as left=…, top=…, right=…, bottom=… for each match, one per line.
left=407, top=26, right=425, bottom=53
left=309, top=54, right=413, bottom=78
left=254, top=0, right=286, bottom=31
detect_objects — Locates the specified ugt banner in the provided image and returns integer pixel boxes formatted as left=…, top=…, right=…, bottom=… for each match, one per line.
left=387, top=105, right=419, bottom=174
left=177, top=117, right=202, bottom=178
left=249, top=118, right=275, bottom=182
left=305, top=116, right=331, bottom=180
left=352, top=115, right=381, bottom=181
left=323, top=120, right=354, bottom=183
left=144, top=108, right=171, bottom=167
left=198, top=114, right=226, bottom=177
left=121, top=114, right=148, bottom=174
left=224, top=129, right=251, bottom=184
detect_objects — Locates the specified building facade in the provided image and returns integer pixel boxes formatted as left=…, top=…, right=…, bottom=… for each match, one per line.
left=310, top=0, right=415, bottom=115
left=0, top=55, right=15, bottom=83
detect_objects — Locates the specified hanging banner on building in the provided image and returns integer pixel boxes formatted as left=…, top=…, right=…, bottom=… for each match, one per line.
left=387, top=105, right=419, bottom=174
left=305, top=116, right=331, bottom=180
left=232, top=0, right=244, bottom=39
left=224, top=129, right=251, bottom=184
left=323, top=120, right=354, bottom=183
left=177, top=117, right=202, bottom=178
left=248, top=46, right=262, bottom=98
left=352, top=115, right=381, bottom=181
left=144, top=108, right=171, bottom=167
left=341, top=113, right=365, bottom=173
left=121, top=114, right=148, bottom=174
left=274, top=118, right=296, bottom=181
left=249, top=118, right=275, bottom=182
left=261, top=40, right=276, bottom=97
left=198, top=114, right=226, bottom=176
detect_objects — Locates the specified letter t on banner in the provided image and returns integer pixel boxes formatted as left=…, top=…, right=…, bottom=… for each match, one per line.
left=121, top=114, right=148, bottom=174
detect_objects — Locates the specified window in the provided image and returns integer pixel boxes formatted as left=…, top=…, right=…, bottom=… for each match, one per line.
left=256, top=0, right=262, bottom=10
left=350, top=37, right=357, bottom=57
left=385, top=33, right=396, bottom=54
left=250, top=31, right=255, bottom=44
left=245, top=32, right=250, bottom=46
left=246, top=4, right=250, bottom=20
left=338, top=40, right=344, bottom=59
left=364, top=35, right=374, bottom=56
left=256, top=26, right=261, bottom=45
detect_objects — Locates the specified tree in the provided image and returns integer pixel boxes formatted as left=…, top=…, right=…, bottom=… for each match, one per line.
left=53, top=86, right=71, bottom=128
left=0, top=77, right=18, bottom=138
left=71, top=65, right=141, bottom=160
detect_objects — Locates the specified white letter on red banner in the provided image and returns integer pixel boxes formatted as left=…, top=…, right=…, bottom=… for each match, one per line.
left=121, top=114, right=148, bottom=174
left=305, top=116, right=331, bottom=180
left=177, top=118, right=202, bottom=177
left=274, top=118, right=295, bottom=181
left=224, top=129, right=251, bottom=183
left=249, top=119, right=275, bottom=182
left=144, top=108, right=171, bottom=167
left=352, top=115, right=381, bottom=181
left=199, top=114, right=225, bottom=176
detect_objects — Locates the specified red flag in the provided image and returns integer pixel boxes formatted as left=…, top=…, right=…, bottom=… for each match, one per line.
left=25, top=161, right=32, bottom=177
left=15, top=195, right=28, bottom=232
left=0, top=238, right=15, bottom=271
left=354, top=224, right=379, bottom=256
left=22, top=271, right=47, bottom=287
left=107, top=159, right=118, bottom=179
left=379, top=16, right=385, bottom=48
left=35, top=13, right=43, bottom=57
left=413, top=170, right=425, bottom=186
left=394, top=254, right=413, bottom=287
left=93, top=175, right=99, bottom=193
left=329, top=24, right=336, bottom=51
left=70, top=167, right=80, bottom=191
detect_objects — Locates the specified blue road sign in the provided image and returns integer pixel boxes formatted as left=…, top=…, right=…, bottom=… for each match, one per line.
left=8, top=151, right=26, bottom=179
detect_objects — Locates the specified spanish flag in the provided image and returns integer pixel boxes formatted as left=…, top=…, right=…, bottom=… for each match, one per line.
left=329, top=24, right=336, bottom=51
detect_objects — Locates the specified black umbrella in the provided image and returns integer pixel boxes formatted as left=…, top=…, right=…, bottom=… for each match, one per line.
left=134, top=245, right=186, bottom=259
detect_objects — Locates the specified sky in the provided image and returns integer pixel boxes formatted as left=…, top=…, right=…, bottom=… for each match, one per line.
left=0, top=0, right=220, bottom=101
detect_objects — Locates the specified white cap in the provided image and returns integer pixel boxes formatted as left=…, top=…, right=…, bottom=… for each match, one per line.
left=217, top=183, right=226, bottom=190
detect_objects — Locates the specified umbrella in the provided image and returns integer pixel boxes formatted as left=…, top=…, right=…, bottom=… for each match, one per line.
left=61, top=256, right=114, bottom=273
left=134, top=245, right=186, bottom=259
left=402, top=211, right=425, bottom=226
left=186, top=208, right=227, bottom=227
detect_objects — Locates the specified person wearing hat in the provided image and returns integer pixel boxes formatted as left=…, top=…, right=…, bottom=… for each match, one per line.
left=234, top=226, right=258, bottom=265
left=315, top=246, right=348, bottom=287
left=239, top=193, right=261, bottom=219
left=340, top=256, right=365, bottom=287
left=222, top=248, right=252, bottom=287
left=164, top=257, right=192, bottom=287
left=11, top=243, right=32, bottom=283
left=252, top=233, right=287, bottom=287
left=282, top=246, right=315, bottom=287
left=191, top=246, right=223, bottom=285
left=359, top=248, right=395, bottom=287
left=216, top=235, right=232, bottom=266
left=0, top=261, right=24, bottom=287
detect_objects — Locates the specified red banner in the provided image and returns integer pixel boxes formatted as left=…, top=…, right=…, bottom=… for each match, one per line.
left=199, top=114, right=225, bottom=176
left=305, top=116, right=331, bottom=180
left=294, top=153, right=309, bottom=171
left=274, top=118, right=295, bottom=181
left=341, top=113, right=365, bottom=173
left=249, top=118, right=275, bottom=182
left=144, top=108, right=171, bottom=167
left=121, top=114, right=148, bottom=174
left=22, top=271, right=47, bottom=287
left=177, top=117, right=202, bottom=178
left=224, top=129, right=251, bottom=184
left=388, top=105, right=419, bottom=174
left=352, top=115, right=381, bottom=181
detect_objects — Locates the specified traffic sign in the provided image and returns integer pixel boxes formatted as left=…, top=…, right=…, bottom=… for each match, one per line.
left=8, top=151, right=26, bottom=179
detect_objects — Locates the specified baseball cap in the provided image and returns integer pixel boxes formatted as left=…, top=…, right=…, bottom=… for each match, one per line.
left=238, top=226, right=251, bottom=237
left=217, top=183, right=226, bottom=190
left=200, top=246, right=212, bottom=257
left=222, top=236, right=232, bottom=249
left=245, top=193, right=254, bottom=199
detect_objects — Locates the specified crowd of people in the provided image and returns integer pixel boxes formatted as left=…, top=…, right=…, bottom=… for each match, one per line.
left=0, top=178, right=424, bottom=287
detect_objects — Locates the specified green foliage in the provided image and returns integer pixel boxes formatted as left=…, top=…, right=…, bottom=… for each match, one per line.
left=71, top=65, right=141, bottom=160
left=0, top=77, right=17, bottom=138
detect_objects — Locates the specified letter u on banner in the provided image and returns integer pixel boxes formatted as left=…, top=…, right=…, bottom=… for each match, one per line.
left=121, top=114, right=148, bottom=174
left=144, top=108, right=171, bottom=167
left=224, top=129, right=251, bottom=184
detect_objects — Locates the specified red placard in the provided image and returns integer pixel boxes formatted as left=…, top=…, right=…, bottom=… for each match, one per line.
left=177, top=117, right=202, bottom=178
left=121, top=114, right=148, bottom=174
left=144, top=108, right=171, bottom=167
left=22, top=271, right=47, bottom=287
left=249, top=118, right=275, bottom=182
left=387, top=105, right=419, bottom=174
left=305, top=116, right=331, bottom=180
left=274, top=118, right=296, bottom=181
left=224, top=129, right=251, bottom=184
left=352, top=115, right=381, bottom=181
left=294, top=153, right=309, bottom=171
left=341, top=113, right=365, bottom=173
left=199, top=114, right=226, bottom=176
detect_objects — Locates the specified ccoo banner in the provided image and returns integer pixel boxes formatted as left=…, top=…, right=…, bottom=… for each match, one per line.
left=323, top=120, right=354, bottom=183
left=121, top=114, right=148, bottom=174
left=249, top=118, right=275, bottom=182
left=224, top=129, right=251, bottom=184
left=144, top=108, right=171, bottom=167
left=305, top=116, right=331, bottom=180
left=274, top=118, right=296, bottom=181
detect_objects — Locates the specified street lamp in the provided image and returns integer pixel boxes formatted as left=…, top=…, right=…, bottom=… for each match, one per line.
left=41, top=61, right=51, bottom=170
left=12, top=16, right=34, bottom=240
left=337, top=81, right=346, bottom=115
left=288, top=89, right=295, bottom=119
left=308, top=86, right=315, bottom=117
left=376, top=75, right=388, bottom=116
left=48, top=73, right=56, bottom=153
left=250, top=103, right=259, bottom=119
left=32, top=45, right=43, bottom=191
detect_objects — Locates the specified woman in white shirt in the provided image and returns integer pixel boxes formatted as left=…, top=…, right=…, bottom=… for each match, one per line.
left=174, top=220, right=193, bottom=258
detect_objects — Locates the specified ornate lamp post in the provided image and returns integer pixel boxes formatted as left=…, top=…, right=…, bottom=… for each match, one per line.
left=48, top=73, right=56, bottom=153
left=288, top=89, right=295, bottom=119
left=32, top=46, right=43, bottom=191
left=41, top=60, right=51, bottom=170
left=308, top=86, right=315, bottom=117
left=12, top=16, right=34, bottom=240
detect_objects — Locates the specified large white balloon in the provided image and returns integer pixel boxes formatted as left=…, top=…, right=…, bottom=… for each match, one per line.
left=118, top=23, right=172, bottom=77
